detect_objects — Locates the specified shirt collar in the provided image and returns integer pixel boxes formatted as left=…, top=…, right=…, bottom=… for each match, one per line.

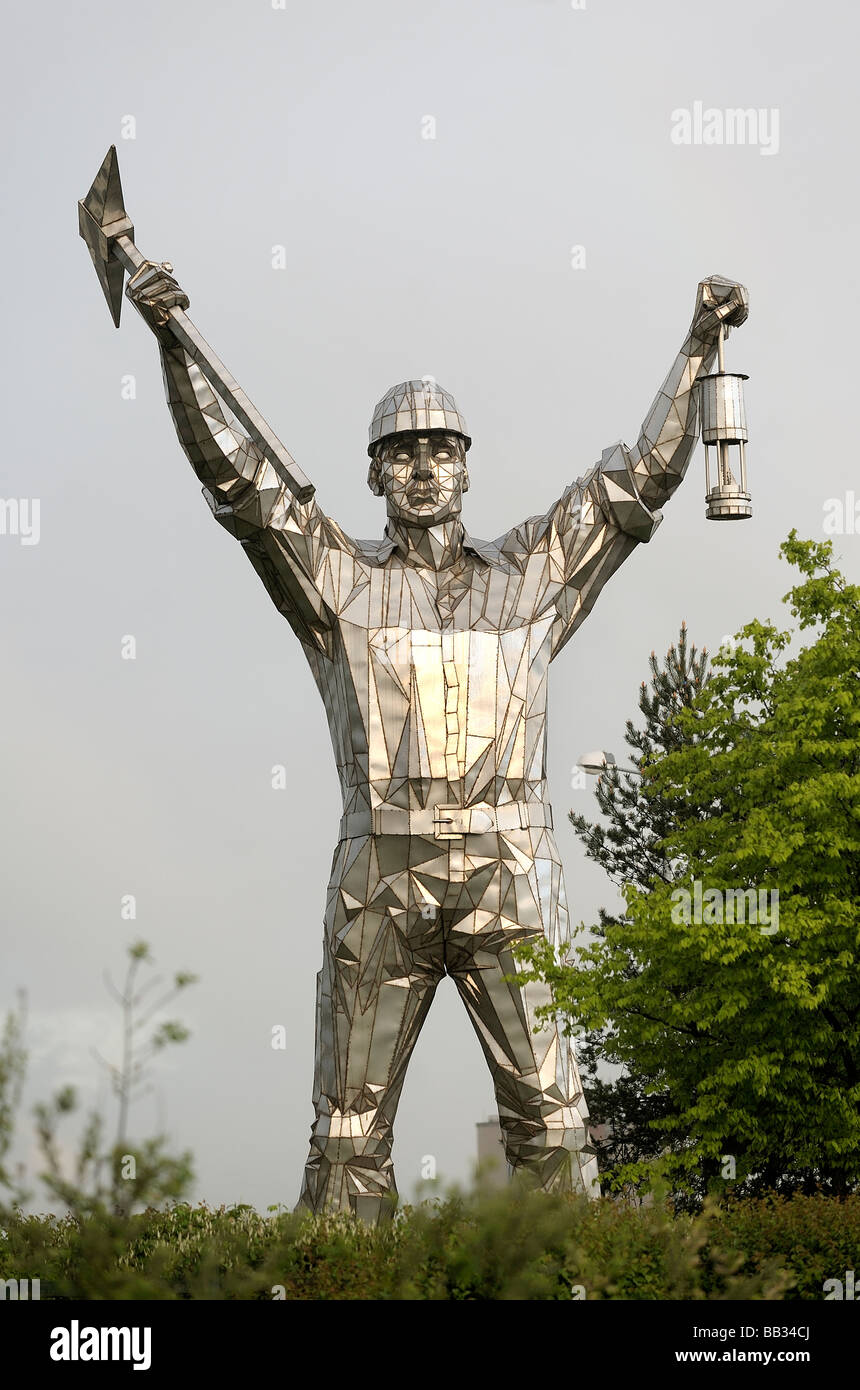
left=371, top=525, right=496, bottom=566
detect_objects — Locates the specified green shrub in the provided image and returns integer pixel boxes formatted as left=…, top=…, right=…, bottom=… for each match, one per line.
left=3, top=1187, right=858, bottom=1300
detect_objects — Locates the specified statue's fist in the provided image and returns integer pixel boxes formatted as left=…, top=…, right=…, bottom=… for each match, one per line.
left=692, top=275, right=749, bottom=341
left=125, top=260, right=189, bottom=335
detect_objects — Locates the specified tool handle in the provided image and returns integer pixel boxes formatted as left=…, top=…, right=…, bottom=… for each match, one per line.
left=113, top=236, right=315, bottom=504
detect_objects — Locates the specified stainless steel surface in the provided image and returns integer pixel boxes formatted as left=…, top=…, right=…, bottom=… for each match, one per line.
left=368, top=379, right=472, bottom=455
left=80, top=162, right=748, bottom=1217
left=700, top=321, right=752, bottom=520
left=78, top=147, right=314, bottom=503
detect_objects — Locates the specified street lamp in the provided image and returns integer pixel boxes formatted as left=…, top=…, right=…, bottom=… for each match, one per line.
left=576, top=749, right=643, bottom=778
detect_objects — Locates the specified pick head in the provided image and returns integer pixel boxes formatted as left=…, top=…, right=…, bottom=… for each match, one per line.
left=78, top=146, right=134, bottom=326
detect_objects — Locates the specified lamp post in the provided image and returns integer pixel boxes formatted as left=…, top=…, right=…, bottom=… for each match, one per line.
left=576, top=750, right=643, bottom=779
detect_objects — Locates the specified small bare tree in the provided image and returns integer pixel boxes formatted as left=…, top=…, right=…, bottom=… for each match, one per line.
left=93, top=940, right=197, bottom=1211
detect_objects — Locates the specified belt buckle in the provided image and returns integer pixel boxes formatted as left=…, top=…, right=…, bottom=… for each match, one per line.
left=433, top=804, right=468, bottom=839
left=433, top=804, right=495, bottom=839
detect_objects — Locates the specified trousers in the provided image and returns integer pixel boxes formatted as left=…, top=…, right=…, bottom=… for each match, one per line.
left=297, top=826, right=599, bottom=1220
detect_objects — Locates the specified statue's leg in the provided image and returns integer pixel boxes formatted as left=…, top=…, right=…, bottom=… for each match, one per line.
left=297, top=833, right=445, bottom=1223
left=446, top=828, right=599, bottom=1196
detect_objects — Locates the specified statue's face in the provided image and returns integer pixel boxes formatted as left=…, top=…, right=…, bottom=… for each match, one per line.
left=374, top=431, right=468, bottom=526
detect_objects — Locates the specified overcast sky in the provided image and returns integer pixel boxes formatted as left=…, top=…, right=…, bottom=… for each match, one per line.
left=2, top=0, right=858, bottom=1211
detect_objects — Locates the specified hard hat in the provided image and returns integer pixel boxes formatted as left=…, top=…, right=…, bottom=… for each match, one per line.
left=368, top=379, right=471, bottom=456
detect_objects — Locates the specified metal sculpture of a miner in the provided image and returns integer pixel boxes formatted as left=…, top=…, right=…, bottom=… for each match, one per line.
left=79, top=148, right=748, bottom=1221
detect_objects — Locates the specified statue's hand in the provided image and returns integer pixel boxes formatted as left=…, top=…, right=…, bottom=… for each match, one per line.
left=126, top=260, right=189, bottom=336
left=692, top=275, right=749, bottom=342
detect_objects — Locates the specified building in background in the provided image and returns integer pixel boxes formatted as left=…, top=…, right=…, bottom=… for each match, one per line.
left=476, top=1117, right=508, bottom=1188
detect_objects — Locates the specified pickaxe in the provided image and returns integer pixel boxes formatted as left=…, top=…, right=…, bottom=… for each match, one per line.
left=78, top=146, right=314, bottom=504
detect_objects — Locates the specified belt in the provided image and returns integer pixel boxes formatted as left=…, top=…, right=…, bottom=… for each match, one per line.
left=338, top=801, right=553, bottom=840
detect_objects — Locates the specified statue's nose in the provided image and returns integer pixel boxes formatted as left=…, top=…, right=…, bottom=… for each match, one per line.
left=412, top=457, right=433, bottom=479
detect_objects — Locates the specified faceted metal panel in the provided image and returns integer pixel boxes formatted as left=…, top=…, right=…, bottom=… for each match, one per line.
left=81, top=155, right=744, bottom=1220
left=78, top=145, right=133, bottom=327
left=368, top=379, right=471, bottom=455
left=141, top=293, right=724, bottom=1220
left=302, top=829, right=587, bottom=1217
left=700, top=372, right=748, bottom=443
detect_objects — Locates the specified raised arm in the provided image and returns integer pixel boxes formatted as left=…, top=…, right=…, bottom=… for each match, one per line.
left=495, top=276, right=749, bottom=658
left=126, top=263, right=351, bottom=648
left=603, top=274, right=749, bottom=520
left=501, top=275, right=749, bottom=553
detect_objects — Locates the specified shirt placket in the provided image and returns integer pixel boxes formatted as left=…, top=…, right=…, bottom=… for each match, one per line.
left=442, top=632, right=461, bottom=792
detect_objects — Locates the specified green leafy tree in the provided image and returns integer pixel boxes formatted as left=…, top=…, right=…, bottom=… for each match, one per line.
left=521, top=534, right=860, bottom=1201
left=568, top=624, right=711, bottom=1194
left=571, top=621, right=710, bottom=892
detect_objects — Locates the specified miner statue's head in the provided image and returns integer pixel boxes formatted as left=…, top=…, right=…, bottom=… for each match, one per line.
left=367, top=378, right=471, bottom=526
